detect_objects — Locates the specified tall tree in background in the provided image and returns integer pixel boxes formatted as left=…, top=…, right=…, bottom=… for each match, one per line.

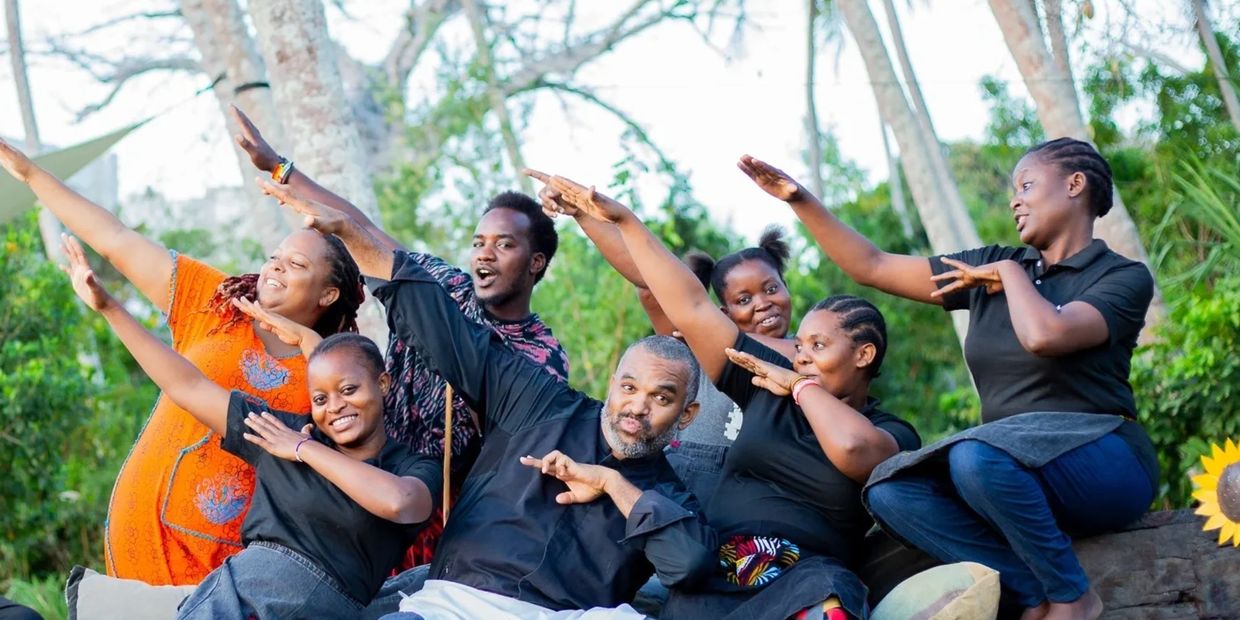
left=1191, top=0, right=1240, bottom=133
left=987, top=0, right=1166, bottom=332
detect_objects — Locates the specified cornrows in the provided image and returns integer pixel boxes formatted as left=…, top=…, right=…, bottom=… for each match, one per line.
left=809, top=295, right=888, bottom=378
left=1024, top=137, right=1114, bottom=218
left=204, top=232, right=364, bottom=337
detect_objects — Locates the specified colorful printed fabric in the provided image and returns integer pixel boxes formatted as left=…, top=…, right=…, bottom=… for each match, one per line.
left=718, top=535, right=801, bottom=587
left=382, top=252, right=569, bottom=564
left=793, top=597, right=849, bottom=620
left=106, top=253, right=312, bottom=585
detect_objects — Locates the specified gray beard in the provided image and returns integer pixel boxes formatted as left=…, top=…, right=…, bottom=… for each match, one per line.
left=600, top=406, right=678, bottom=459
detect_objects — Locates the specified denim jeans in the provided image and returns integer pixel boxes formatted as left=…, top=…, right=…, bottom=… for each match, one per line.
left=176, top=541, right=363, bottom=619
left=866, top=433, right=1154, bottom=608
left=361, top=565, right=431, bottom=619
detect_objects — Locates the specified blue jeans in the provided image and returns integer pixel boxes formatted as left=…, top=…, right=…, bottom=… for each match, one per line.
left=176, top=542, right=363, bottom=619
left=866, top=433, right=1153, bottom=608
left=362, top=565, right=431, bottom=619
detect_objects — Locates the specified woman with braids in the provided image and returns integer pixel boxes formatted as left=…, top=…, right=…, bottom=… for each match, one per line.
left=0, top=138, right=365, bottom=585
left=737, top=139, right=1158, bottom=620
left=61, top=235, right=438, bottom=619
left=530, top=173, right=920, bottom=619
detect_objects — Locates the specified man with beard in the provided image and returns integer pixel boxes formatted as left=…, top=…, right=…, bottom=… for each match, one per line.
left=275, top=192, right=715, bottom=619
left=230, top=107, right=569, bottom=567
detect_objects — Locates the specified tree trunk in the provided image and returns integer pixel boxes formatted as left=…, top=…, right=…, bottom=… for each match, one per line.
left=460, top=0, right=533, bottom=195
left=1043, top=0, right=1076, bottom=92
left=247, top=0, right=380, bottom=221
left=837, top=0, right=979, bottom=346
left=805, top=0, right=826, bottom=200
left=1192, top=0, right=1240, bottom=135
left=179, top=0, right=292, bottom=248
left=5, top=0, right=63, bottom=262
left=881, top=122, right=914, bottom=241
left=987, top=0, right=1166, bottom=337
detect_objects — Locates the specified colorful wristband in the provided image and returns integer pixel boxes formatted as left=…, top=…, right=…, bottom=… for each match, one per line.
left=791, top=376, right=821, bottom=406
left=294, top=437, right=312, bottom=463
left=272, top=158, right=294, bottom=184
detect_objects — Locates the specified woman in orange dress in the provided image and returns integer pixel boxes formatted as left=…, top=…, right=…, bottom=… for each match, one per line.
left=0, top=138, right=365, bottom=585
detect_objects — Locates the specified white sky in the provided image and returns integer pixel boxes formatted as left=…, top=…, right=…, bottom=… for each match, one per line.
left=0, top=0, right=1215, bottom=240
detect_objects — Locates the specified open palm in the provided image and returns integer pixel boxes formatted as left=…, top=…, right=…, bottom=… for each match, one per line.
left=60, top=235, right=112, bottom=312
left=737, top=155, right=805, bottom=202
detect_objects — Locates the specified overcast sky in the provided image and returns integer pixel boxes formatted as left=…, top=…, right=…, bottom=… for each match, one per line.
left=0, top=0, right=1215, bottom=240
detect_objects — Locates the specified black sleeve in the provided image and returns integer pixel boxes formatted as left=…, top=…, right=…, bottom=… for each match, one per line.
left=929, top=245, right=1021, bottom=312
left=221, top=391, right=311, bottom=465
left=869, top=411, right=922, bottom=452
left=372, top=250, right=583, bottom=433
left=1075, top=262, right=1154, bottom=347
left=622, top=487, right=718, bottom=588
left=391, top=448, right=445, bottom=521
left=714, top=333, right=793, bottom=411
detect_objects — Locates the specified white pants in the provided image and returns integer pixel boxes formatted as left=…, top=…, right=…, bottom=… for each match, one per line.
left=397, top=580, right=647, bottom=620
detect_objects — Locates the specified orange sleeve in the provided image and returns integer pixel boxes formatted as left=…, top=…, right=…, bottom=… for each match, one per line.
left=166, top=252, right=229, bottom=349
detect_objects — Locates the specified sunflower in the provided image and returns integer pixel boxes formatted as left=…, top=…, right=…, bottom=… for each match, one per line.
left=1192, top=439, right=1240, bottom=547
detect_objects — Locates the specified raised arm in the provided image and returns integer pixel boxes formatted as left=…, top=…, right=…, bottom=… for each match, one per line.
left=231, top=297, right=322, bottom=360
left=61, top=235, right=228, bottom=434
left=738, top=155, right=941, bottom=306
left=231, top=105, right=403, bottom=253
left=549, top=178, right=737, bottom=381
left=1, top=139, right=173, bottom=310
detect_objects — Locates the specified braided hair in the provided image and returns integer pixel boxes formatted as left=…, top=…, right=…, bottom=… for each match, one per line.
left=808, top=295, right=888, bottom=378
left=684, top=226, right=791, bottom=301
left=1023, top=137, right=1114, bottom=218
left=205, top=232, right=364, bottom=337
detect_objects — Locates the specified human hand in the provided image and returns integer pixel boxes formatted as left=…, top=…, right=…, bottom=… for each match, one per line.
left=231, top=298, right=316, bottom=348
left=930, top=257, right=1009, bottom=298
left=0, top=136, right=37, bottom=184
left=257, top=178, right=351, bottom=235
left=523, top=168, right=579, bottom=219
left=522, top=169, right=631, bottom=224
left=519, top=450, right=612, bottom=505
left=736, top=155, right=806, bottom=202
left=60, top=234, right=114, bottom=312
left=242, top=411, right=314, bottom=462
left=230, top=105, right=282, bottom=173
left=725, top=347, right=803, bottom=396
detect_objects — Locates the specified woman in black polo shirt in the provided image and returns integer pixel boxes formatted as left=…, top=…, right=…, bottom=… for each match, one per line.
left=60, top=236, right=440, bottom=619
left=547, top=183, right=920, bottom=619
left=737, top=140, right=1157, bottom=619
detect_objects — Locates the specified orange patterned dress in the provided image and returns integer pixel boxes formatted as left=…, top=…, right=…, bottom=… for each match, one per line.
left=104, top=253, right=311, bottom=585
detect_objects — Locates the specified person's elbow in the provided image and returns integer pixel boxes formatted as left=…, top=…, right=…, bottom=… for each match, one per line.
left=658, top=544, right=716, bottom=588
left=388, top=481, right=434, bottom=525
left=1017, top=324, right=1069, bottom=357
left=834, top=437, right=895, bottom=484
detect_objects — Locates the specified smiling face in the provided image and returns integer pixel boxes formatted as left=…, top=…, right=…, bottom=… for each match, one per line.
left=601, top=347, right=699, bottom=459
left=307, top=348, right=390, bottom=450
left=1009, top=153, right=1089, bottom=249
left=470, top=208, right=545, bottom=310
left=256, top=229, right=340, bottom=324
left=719, top=259, right=792, bottom=338
left=792, top=309, right=875, bottom=399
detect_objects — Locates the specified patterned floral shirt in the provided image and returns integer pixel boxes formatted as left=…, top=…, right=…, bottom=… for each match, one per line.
left=381, top=252, right=569, bottom=468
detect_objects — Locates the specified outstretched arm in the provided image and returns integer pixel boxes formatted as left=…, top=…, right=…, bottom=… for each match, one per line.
left=231, top=298, right=323, bottom=360
left=61, top=235, right=227, bottom=434
left=231, top=105, right=404, bottom=253
left=1, top=139, right=174, bottom=310
left=738, top=155, right=941, bottom=306
left=549, top=178, right=737, bottom=381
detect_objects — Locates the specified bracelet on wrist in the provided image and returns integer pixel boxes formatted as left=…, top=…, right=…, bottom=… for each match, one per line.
left=791, top=376, right=821, bottom=406
left=272, top=158, right=294, bottom=184
left=294, top=437, right=312, bottom=463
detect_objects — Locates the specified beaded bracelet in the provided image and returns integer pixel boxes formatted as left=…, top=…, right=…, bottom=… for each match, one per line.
left=272, top=158, right=295, bottom=184
left=294, top=437, right=312, bottom=463
left=791, top=376, right=821, bottom=406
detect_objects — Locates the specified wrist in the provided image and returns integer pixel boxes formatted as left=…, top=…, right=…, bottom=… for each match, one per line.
left=294, top=437, right=315, bottom=462
left=600, top=468, right=623, bottom=496
left=791, top=376, right=821, bottom=405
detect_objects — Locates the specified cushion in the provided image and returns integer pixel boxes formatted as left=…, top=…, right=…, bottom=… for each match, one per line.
left=870, top=562, right=1000, bottom=620
left=65, top=566, right=197, bottom=620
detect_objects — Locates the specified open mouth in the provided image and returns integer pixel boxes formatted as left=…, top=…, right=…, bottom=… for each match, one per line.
left=1014, top=214, right=1028, bottom=232
left=263, top=277, right=286, bottom=290
left=474, top=266, right=498, bottom=288
left=757, top=314, right=782, bottom=329
left=329, top=414, right=358, bottom=431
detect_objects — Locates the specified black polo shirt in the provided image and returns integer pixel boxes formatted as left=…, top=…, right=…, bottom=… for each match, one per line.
left=707, top=334, right=921, bottom=565
left=373, top=251, right=717, bottom=611
left=931, top=240, right=1154, bottom=422
left=221, top=392, right=442, bottom=603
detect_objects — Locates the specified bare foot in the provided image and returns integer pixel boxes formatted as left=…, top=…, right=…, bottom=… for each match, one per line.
left=1020, top=602, right=1050, bottom=620
left=1044, top=589, right=1103, bottom=620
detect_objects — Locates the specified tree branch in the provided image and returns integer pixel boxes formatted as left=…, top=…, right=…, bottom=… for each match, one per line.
left=383, top=0, right=459, bottom=94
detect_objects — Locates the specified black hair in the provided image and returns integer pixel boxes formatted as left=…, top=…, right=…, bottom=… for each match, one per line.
left=309, top=332, right=385, bottom=377
left=627, top=335, right=702, bottom=404
left=206, top=231, right=363, bottom=337
left=683, top=226, right=791, bottom=302
left=1023, top=137, right=1114, bottom=218
left=808, top=295, right=888, bottom=379
left=483, top=191, right=559, bottom=283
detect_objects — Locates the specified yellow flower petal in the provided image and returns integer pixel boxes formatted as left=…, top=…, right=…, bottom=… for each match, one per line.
left=1204, top=513, right=1230, bottom=531
left=1204, top=454, right=1223, bottom=477
left=1220, top=521, right=1237, bottom=545
left=1193, top=473, right=1219, bottom=491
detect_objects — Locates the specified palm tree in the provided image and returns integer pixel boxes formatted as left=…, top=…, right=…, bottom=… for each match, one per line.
left=1191, top=0, right=1240, bottom=134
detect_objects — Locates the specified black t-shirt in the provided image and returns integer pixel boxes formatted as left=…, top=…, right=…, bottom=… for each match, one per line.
left=221, top=391, right=442, bottom=603
left=707, top=334, right=921, bottom=565
left=931, top=240, right=1154, bottom=422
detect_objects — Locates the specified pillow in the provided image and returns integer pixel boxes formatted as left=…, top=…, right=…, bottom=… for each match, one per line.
left=870, top=562, right=1000, bottom=620
left=65, top=566, right=197, bottom=620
